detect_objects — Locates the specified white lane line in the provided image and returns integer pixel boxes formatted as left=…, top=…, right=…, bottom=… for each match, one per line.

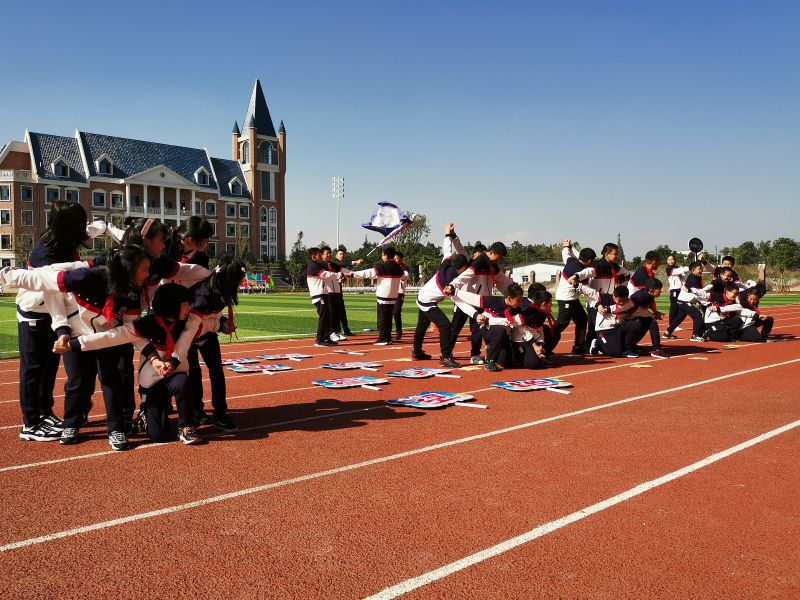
left=365, top=417, right=800, bottom=599
left=1, top=357, right=797, bottom=551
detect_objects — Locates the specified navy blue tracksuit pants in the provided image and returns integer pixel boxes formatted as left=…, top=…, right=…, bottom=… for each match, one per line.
left=18, top=317, right=61, bottom=427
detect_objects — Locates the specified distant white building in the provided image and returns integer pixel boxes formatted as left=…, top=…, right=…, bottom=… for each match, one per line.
left=508, top=261, right=563, bottom=285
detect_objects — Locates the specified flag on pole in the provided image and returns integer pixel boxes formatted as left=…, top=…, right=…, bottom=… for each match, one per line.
left=362, top=202, right=416, bottom=246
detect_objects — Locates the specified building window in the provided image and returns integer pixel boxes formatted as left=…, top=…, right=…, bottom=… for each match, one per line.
left=260, top=225, right=267, bottom=242
left=1, top=259, right=10, bottom=268
left=21, top=186, right=33, bottom=202
left=0, top=210, right=10, bottom=225
left=239, top=223, right=249, bottom=237
left=260, top=206, right=267, bottom=223
left=0, top=235, right=11, bottom=250
left=242, top=141, right=250, bottom=163
left=0, top=186, right=9, bottom=201
left=19, top=234, right=33, bottom=250
left=205, top=201, right=216, bottom=216
left=208, top=221, right=217, bottom=237
left=231, top=181, right=242, bottom=196
left=207, top=242, right=217, bottom=258
left=269, top=207, right=277, bottom=223
left=93, top=191, right=106, bottom=207
left=259, top=142, right=272, bottom=164
left=225, top=243, right=236, bottom=255
left=98, top=158, right=112, bottom=175
left=194, top=200, right=201, bottom=215
left=225, top=203, right=235, bottom=218
left=196, top=169, right=209, bottom=186
left=22, top=210, right=34, bottom=226
left=261, top=245, right=269, bottom=260
left=239, top=204, right=249, bottom=219
left=111, top=193, right=124, bottom=209
left=66, top=189, right=79, bottom=203
left=54, top=161, right=69, bottom=178
left=226, top=223, right=236, bottom=237
left=260, top=171, right=271, bottom=200
left=46, top=187, right=59, bottom=203
left=269, top=244, right=277, bottom=260
left=269, top=226, right=277, bottom=243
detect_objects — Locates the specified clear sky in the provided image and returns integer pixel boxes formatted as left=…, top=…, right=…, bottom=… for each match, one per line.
left=2, top=0, right=798, bottom=258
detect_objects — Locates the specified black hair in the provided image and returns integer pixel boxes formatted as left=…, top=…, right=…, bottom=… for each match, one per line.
left=724, top=284, right=739, bottom=295
left=527, top=282, right=547, bottom=298
left=721, top=255, right=736, bottom=265
left=107, top=245, right=150, bottom=299
left=473, top=242, right=487, bottom=253
left=337, top=245, right=347, bottom=253
left=383, top=247, right=397, bottom=259
left=451, top=254, right=468, bottom=271
left=122, top=217, right=168, bottom=248
left=751, top=282, right=767, bottom=298
left=308, top=247, right=320, bottom=258
left=644, top=250, right=661, bottom=263
left=689, top=260, right=703, bottom=270
left=489, top=242, right=507, bottom=257
left=151, top=283, right=192, bottom=320
left=505, top=283, right=523, bottom=298
left=40, top=201, right=88, bottom=250
left=320, top=245, right=332, bottom=254
left=613, top=285, right=630, bottom=299
left=178, top=216, right=214, bottom=242
left=578, top=248, right=597, bottom=262
left=645, top=277, right=663, bottom=291
left=530, top=289, right=552, bottom=305
left=718, top=266, right=733, bottom=276
left=601, top=243, right=619, bottom=256
left=395, top=250, right=404, bottom=259
left=206, top=254, right=246, bottom=311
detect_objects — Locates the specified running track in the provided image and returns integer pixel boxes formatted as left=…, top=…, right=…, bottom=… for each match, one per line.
left=1, top=305, right=798, bottom=598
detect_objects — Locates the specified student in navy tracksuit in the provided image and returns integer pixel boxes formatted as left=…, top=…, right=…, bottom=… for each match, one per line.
left=307, top=247, right=341, bottom=346
left=169, top=216, right=213, bottom=267
left=586, top=243, right=628, bottom=347
left=507, top=288, right=558, bottom=369
left=628, top=278, right=669, bottom=359
left=186, top=255, right=246, bottom=432
left=392, top=251, right=410, bottom=340
left=554, top=240, right=596, bottom=356
left=451, top=284, right=525, bottom=371
left=578, top=284, right=639, bottom=357
left=412, top=253, right=469, bottom=367
left=664, top=261, right=707, bottom=341
left=627, top=250, right=661, bottom=294
left=735, top=286, right=774, bottom=342
left=348, top=246, right=408, bottom=345
left=704, top=285, right=743, bottom=342
left=331, top=246, right=359, bottom=337
left=2, top=245, right=151, bottom=450
left=713, top=256, right=742, bottom=285
left=15, top=202, right=90, bottom=442
left=664, top=255, right=690, bottom=332
left=320, top=246, right=347, bottom=341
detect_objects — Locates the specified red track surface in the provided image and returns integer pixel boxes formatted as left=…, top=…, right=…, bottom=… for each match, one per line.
left=1, top=305, right=799, bottom=598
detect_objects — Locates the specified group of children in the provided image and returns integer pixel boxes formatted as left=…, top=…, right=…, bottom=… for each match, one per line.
left=6, top=205, right=243, bottom=449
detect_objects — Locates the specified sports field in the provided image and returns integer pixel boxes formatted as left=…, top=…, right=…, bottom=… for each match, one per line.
left=0, top=292, right=797, bottom=357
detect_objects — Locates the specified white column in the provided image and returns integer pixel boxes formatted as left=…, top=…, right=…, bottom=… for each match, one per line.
left=177, top=188, right=183, bottom=225
left=159, top=186, right=165, bottom=220
left=125, top=183, right=131, bottom=217
left=143, top=184, right=148, bottom=213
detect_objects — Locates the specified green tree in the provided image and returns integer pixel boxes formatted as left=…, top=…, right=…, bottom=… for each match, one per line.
left=285, top=231, right=308, bottom=291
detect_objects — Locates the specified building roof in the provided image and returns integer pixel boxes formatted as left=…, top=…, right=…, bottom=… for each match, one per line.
left=210, top=157, right=251, bottom=198
left=28, top=132, right=87, bottom=183
left=243, top=79, right=276, bottom=137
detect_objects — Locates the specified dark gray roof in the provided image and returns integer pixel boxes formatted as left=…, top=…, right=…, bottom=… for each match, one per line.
left=243, top=79, right=276, bottom=137
left=210, top=157, right=250, bottom=198
left=278, top=120, right=286, bottom=134
left=232, top=121, right=241, bottom=135
left=29, top=132, right=87, bottom=183
left=78, top=131, right=217, bottom=188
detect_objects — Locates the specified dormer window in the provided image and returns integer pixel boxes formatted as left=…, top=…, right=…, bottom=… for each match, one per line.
left=53, top=160, right=70, bottom=178
left=96, top=156, right=113, bottom=175
left=194, top=167, right=210, bottom=186
left=230, top=178, right=243, bottom=196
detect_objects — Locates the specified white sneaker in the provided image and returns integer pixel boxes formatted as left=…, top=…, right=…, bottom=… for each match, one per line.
left=470, top=355, right=485, bottom=365
left=330, top=332, right=341, bottom=341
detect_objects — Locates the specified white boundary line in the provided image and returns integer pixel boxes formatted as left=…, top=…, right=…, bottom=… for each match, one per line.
left=1, top=357, right=797, bottom=552
left=365, top=417, right=800, bottom=599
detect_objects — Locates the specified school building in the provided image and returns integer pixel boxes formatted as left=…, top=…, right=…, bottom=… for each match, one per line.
left=0, top=79, right=286, bottom=267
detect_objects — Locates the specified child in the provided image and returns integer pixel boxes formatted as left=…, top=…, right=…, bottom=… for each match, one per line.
left=54, top=283, right=202, bottom=444
left=579, top=284, right=640, bottom=357
left=508, top=288, right=558, bottom=369
left=664, top=255, right=690, bottom=327
left=555, top=239, right=596, bottom=356
left=734, top=285, right=774, bottom=342
left=306, top=247, right=342, bottom=347
left=663, top=261, right=707, bottom=342
left=628, top=277, right=669, bottom=359
left=713, top=255, right=742, bottom=285
left=628, top=250, right=661, bottom=293
left=2, top=245, right=151, bottom=449
left=392, top=251, right=410, bottom=340
left=704, top=284, right=742, bottom=342
left=173, top=216, right=213, bottom=267
left=586, top=242, right=628, bottom=347
left=331, top=246, right=360, bottom=337
left=413, top=250, right=469, bottom=367
left=186, top=255, right=246, bottom=432
left=320, top=246, right=346, bottom=341
left=451, top=283, right=525, bottom=372
left=348, top=246, right=408, bottom=345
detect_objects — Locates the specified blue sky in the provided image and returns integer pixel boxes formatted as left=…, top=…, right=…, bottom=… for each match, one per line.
left=2, top=1, right=798, bottom=258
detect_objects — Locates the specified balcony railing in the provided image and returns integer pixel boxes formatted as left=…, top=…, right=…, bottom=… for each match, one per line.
left=129, top=206, right=144, bottom=213
left=0, top=169, right=33, bottom=180
left=163, top=208, right=177, bottom=215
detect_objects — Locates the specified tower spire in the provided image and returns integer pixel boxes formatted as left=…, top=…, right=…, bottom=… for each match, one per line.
left=243, top=79, right=276, bottom=137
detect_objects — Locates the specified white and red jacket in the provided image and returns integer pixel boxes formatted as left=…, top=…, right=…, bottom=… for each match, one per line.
left=556, top=247, right=595, bottom=302
left=665, top=265, right=690, bottom=291
left=306, top=260, right=340, bottom=304
left=588, top=258, right=628, bottom=299
left=450, top=252, right=513, bottom=296
left=349, top=260, right=407, bottom=304
left=578, top=284, right=635, bottom=331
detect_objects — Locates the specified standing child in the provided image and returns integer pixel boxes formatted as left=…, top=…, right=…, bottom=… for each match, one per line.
left=628, top=251, right=661, bottom=294
left=734, top=285, right=774, bottom=342
left=628, top=278, right=670, bottom=358
left=320, top=246, right=346, bottom=341
left=586, top=242, right=628, bottom=347
left=664, top=255, right=690, bottom=329
left=306, top=247, right=342, bottom=347
left=392, top=251, right=410, bottom=340
left=554, top=239, right=596, bottom=356
left=663, top=261, right=707, bottom=342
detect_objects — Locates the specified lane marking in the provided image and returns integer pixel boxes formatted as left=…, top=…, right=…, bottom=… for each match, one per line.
left=1, top=357, right=797, bottom=551
left=365, top=417, right=800, bottom=599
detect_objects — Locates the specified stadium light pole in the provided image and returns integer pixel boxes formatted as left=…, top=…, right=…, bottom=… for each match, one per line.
left=331, top=176, right=344, bottom=249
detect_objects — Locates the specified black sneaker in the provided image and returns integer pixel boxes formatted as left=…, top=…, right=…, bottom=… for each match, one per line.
left=78, top=400, right=94, bottom=428
left=343, top=331, right=355, bottom=337
left=395, top=332, right=403, bottom=341
left=178, top=427, right=202, bottom=445
left=373, top=340, right=391, bottom=346
left=40, top=413, right=64, bottom=431
left=60, top=427, right=80, bottom=445
left=131, top=411, right=147, bottom=436
left=108, top=431, right=130, bottom=451
left=650, top=349, right=669, bottom=359
left=196, top=413, right=212, bottom=426
left=485, top=360, right=500, bottom=372
left=314, top=341, right=334, bottom=347
left=412, top=351, right=432, bottom=360
left=214, top=416, right=239, bottom=433
left=20, top=422, right=61, bottom=442
left=439, top=356, right=460, bottom=369
left=662, top=331, right=677, bottom=339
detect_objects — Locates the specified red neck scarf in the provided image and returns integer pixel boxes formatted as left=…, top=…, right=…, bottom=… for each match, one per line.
left=155, top=315, right=176, bottom=358
left=102, top=295, right=118, bottom=326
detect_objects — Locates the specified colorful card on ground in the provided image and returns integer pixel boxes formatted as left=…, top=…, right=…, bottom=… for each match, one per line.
left=228, top=364, right=292, bottom=373
left=334, top=349, right=367, bottom=356
left=257, top=353, right=311, bottom=361
left=491, top=378, right=573, bottom=392
left=312, top=376, right=389, bottom=389
left=386, top=367, right=459, bottom=379
left=320, top=362, right=383, bottom=370
left=388, top=391, right=474, bottom=409
left=218, top=357, right=259, bottom=365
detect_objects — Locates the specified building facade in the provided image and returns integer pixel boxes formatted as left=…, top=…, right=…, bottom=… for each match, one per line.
left=0, top=79, right=286, bottom=267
